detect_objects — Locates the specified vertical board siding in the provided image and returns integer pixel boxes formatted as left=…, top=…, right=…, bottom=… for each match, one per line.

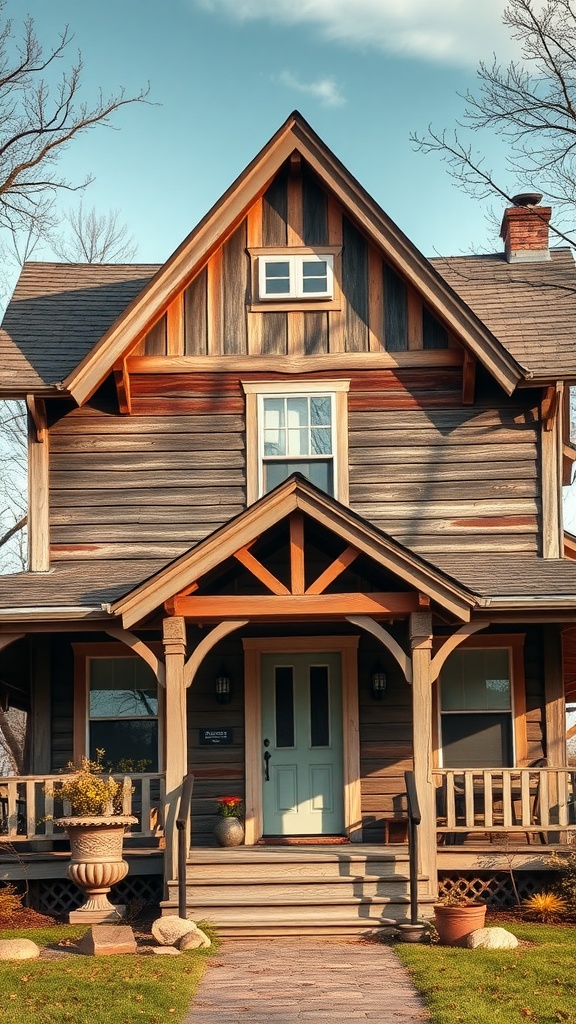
left=383, top=264, right=408, bottom=351
left=342, top=216, right=369, bottom=352
left=261, top=311, right=288, bottom=355
left=222, top=220, right=248, bottom=355
left=303, top=311, right=329, bottom=354
left=184, top=269, right=208, bottom=355
left=144, top=314, right=168, bottom=356
left=302, top=163, right=328, bottom=245
left=423, top=306, right=449, bottom=350
left=262, top=170, right=288, bottom=246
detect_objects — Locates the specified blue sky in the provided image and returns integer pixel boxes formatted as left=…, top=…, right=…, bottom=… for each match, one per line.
left=4, top=0, right=518, bottom=266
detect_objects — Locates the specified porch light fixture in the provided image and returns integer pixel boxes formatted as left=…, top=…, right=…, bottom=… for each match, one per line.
left=371, top=667, right=387, bottom=701
left=215, top=671, right=232, bottom=705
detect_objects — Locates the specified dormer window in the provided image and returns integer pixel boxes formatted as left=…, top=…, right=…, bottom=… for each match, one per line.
left=259, top=254, right=334, bottom=300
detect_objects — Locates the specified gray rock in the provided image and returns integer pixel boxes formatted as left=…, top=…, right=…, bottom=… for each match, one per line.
left=0, top=938, right=40, bottom=960
left=467, top=926, right=519, bottom=950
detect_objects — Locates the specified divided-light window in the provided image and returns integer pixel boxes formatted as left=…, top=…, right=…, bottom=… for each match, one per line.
left=260, top=393, right=335, bottom=495
left=259, top=254, right=334, bottom=300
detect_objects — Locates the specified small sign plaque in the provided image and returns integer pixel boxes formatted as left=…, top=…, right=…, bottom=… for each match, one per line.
left=199, top=728, right=233, bottom=745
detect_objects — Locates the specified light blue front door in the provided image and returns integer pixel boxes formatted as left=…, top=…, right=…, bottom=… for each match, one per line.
left=261, top=652, right=344, bottom=835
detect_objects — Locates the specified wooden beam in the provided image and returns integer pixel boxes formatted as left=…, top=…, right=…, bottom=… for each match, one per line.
left=126, top=350, right=464, bottom=374
left=162, top=616, right=187, bottom=883
left=173, top=592, right=425, bottom=620
left=544, top=625, right=567, bottom=766
left=105, top=626, right=166, bottom=687
left=346, top=615, right=412, bottom=682
left=542, top=384, right=561, bottom=431
left=462, top=350, right=476, bottom=405
left=290, top=513, right=305, bottom=595
left=114, top=359, right=132, bottom=415
left=27, top=397, right=49, bottom=572
left=410, top=611, right=437, bottom=897
left=234, top=545, right=291, bottom=596
left=306, top=545, right=359, bottom=595
left=541, top=385, right=563, bottom=558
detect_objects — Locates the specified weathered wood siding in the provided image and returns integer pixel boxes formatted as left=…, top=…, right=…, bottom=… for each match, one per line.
left=134, top=160, right=450, bottom=359
left=48, top=368, right=540, bottom=560
left=49, top=401, right=245, bottom=562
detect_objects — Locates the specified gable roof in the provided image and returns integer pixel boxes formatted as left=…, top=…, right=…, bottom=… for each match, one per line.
left=433, top=249, right=576, bottom=381
left=0, top=263, right=158, bottom=394
left=0, top=111, right=522, bottom=404
left=111, top=474, right=478, bottom=628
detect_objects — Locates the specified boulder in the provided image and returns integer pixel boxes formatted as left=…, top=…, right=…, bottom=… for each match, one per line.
left=78, top=925, right=137, bottom=956
left=151, top=915, right=211, bottom=948
left=178, top=928, right=211, bottom=951
left=152, top=946, right=182, bottom=955
left=0, top=939, right=40, bottom=960
left=467, top=927, right=519, bottom=950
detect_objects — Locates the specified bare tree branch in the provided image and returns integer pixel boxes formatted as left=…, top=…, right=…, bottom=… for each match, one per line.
left=411, top=0, right=576, bottom=249
left=52, top=202, right=137, bottom=263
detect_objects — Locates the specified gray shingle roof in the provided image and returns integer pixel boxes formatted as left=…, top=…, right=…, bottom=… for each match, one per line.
left=0, top=262, right=159, bottom=392
left=430, top=553, right=576, bottom=599
left=432, top=248, right=576, bottom=378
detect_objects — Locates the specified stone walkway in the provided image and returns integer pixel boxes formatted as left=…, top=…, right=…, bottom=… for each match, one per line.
left=184, top=938, right=429, bottom=1023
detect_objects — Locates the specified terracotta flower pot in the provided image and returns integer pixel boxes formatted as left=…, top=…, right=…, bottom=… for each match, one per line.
left=58, top=815, right=137, bottom=920
left=433, top=903, right=487, bottom=946
left=214, top=816, right=244, bottom=847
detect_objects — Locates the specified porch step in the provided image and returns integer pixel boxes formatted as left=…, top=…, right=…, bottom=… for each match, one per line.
left=163, top=845, right=433, bottom=936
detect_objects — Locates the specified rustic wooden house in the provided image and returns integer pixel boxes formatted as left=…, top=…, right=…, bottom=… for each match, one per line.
left=1, top=111, right=576, bottom=933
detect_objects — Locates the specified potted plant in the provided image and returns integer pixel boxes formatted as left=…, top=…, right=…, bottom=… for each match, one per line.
left=54, top=752, right=136, bottom=922
left=433, top=890, right=487, bottom=946
left=214, top=796, right=244, bottom=847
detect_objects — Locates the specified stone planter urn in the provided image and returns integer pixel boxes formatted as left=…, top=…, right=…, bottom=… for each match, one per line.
left=433, top=902, right=487, bottom=947
left=58, top=816, right=137, bottom=923
left=214, top=816, right=244, bottom=847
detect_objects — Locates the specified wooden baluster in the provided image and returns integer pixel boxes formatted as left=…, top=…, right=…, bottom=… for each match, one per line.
left=464, top=772, right=474, bottom=828
left=26, top=780, right=35, bottom=839
left=484, top=771, right=493, bottom=828
left=520, top=770, right=531, bottom=827
left=502, top=771, right=513, bottom=828
left=45, top=780, right=54, bottom=838
left=539, top=771, right=550, bottom=827
left=141, top=777, right=151, bottom=838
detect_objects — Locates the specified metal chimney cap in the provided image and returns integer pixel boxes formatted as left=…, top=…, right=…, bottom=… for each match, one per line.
left=511, top=192, right=543, bottom=206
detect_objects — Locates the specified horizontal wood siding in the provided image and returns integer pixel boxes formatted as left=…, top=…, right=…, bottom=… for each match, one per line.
left=349, top=392, right=540, bottom=556
left=49, top=402, right=245, bottom=561
left=187, top=636, right=245, bottom=846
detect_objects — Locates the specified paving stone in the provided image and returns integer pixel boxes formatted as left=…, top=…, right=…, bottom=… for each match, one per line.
left=78, top=925, right=136, bottom=956
left=183, top=938, right=428, bottom=1023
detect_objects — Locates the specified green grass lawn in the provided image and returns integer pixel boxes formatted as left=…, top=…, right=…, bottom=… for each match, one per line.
left=0, top=924, right=213, bottom=1024
left=396, top=920, right=576, bottom=1024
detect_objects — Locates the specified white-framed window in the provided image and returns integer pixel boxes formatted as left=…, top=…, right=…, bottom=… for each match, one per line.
left=242, top=380, right=349, bottom=505
left=258, top=254, right=334, bottom=300
left=439, top=648, right=515, bottom=768
left=87, top=656, right=160, bottom=773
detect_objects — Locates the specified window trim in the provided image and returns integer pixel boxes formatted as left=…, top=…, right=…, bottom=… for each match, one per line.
left=72, top=643, right=164, bottom=772
left=242, top=380, right=350, bottom=505
left=258, top=253, right=334, bottom=301
left=433, top=634, right=527, bottom=768
left=248, top=245, right=342, bottom=312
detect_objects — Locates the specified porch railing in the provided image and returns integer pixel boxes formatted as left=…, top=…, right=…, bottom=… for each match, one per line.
left=433, top=767, right=576, bottom=836
left=0, top=773, right=166, bottom=843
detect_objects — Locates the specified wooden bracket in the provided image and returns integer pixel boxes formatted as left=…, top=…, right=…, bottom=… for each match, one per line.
left=114, top=359, right=132, bottom=415
left=26, top=396, right=46, bottom=442
left=542, top=383, right=562, bottom=431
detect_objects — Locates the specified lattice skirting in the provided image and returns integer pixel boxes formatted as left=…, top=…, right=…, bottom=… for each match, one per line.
left=28, top=874, right=164, bottom=917
left=438, top=871, right=554, bottom=907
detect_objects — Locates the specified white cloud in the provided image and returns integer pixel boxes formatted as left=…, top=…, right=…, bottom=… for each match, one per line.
left=196, top=0, right=512, bottom=67
left=277, top=71, right=345, bottom=107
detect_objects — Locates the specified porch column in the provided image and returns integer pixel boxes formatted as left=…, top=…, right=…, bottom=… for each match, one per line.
left=544, top=626, right=566, bottom=767
left=162, top=616, right=188, bottom=885
left=410, top=612, right=437, bottom=898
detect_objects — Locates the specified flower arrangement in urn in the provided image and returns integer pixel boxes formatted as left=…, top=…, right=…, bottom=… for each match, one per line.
left=214, top=795, right=244, bottom=846
left=54, top=750, right=137, bottom=923
left=58, top=752, right=121, bottom=816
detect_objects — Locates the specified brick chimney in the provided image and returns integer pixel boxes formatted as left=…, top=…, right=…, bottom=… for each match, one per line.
left=500, top=192, right=551, bottom=263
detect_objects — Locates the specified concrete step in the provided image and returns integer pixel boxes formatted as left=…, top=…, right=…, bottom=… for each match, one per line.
left=177, top=876, right=414, bottom=903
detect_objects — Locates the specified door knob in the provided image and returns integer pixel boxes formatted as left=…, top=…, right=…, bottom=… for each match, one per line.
left=264, top=750, right=271, bottom=781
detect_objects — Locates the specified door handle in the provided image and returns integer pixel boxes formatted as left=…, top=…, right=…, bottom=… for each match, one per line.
left=264, top=750, right=271, bottom=781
